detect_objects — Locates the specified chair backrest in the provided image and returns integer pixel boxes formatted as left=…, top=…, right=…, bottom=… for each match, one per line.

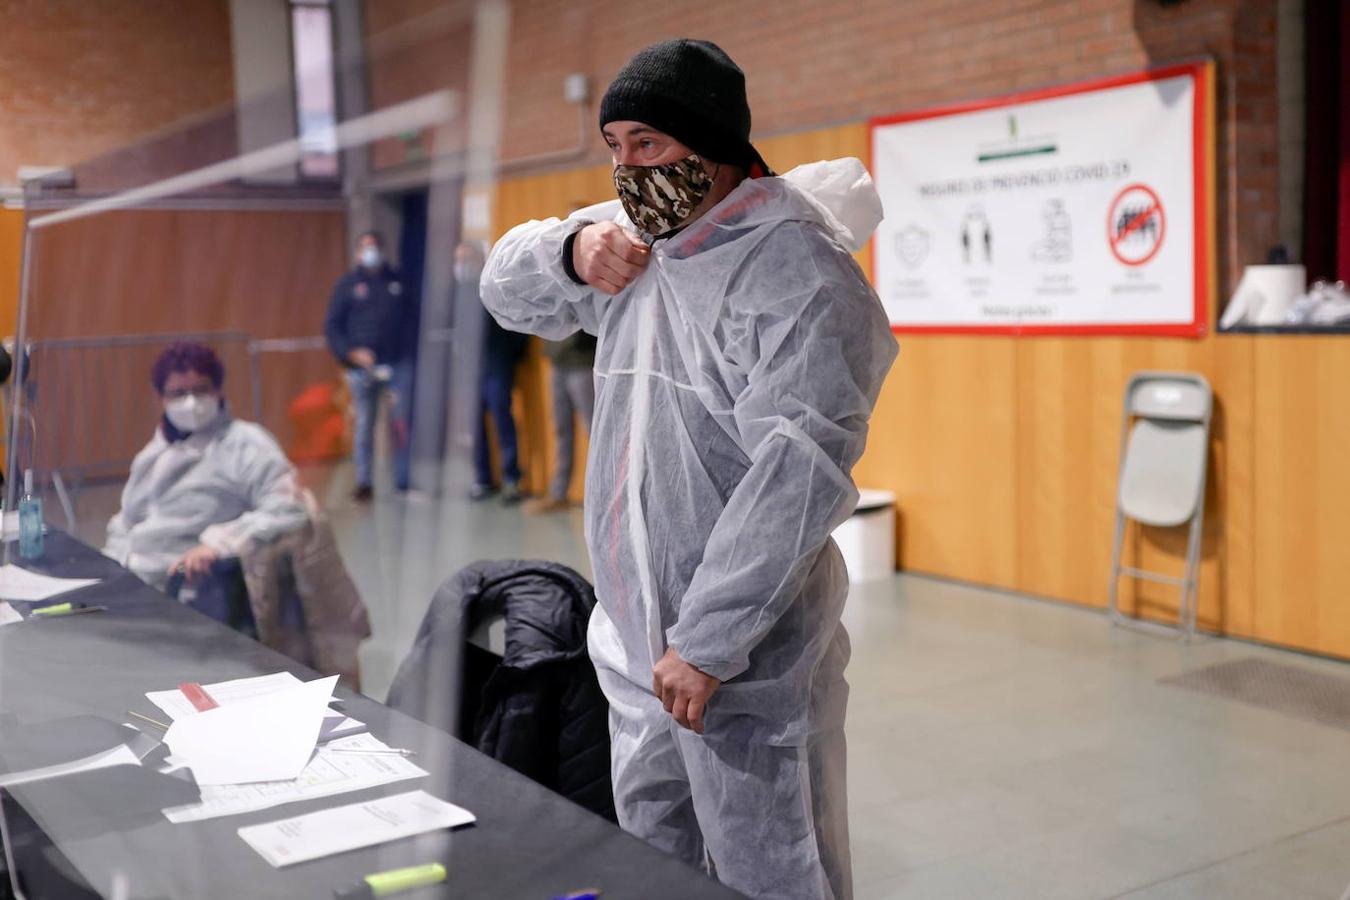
left=1117, top=372, right=1212, bottom=527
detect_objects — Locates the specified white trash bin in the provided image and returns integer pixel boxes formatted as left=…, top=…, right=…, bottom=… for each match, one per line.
left=831, top=488, right=896, bottom=583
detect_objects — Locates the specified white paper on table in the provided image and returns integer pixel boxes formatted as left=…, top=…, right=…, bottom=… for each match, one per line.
left=0, top=565, right=100, bottom=602
left=0, top=602, right=22, bottom=627
left=162, top=733, right=427, bottom=823
left=238, top=789, right=474, bottom=868
left=147, top=671, right=303, bottom=721
left=318, top=714, right=366, bottom=742
left=0, top=744, right=141, bottom=788
left=148, top=671, right=363, bottom=744
left=163, top=675, right=338, bottom=786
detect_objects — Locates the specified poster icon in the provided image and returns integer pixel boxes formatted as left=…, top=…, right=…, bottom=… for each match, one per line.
left=960, top=205, right=992, bottom=264
left=1108, top=183, right=1166, bottom=266
left=1030, top=199, right=1072, bottom=263
left=893, top=225, right=931, bottom=269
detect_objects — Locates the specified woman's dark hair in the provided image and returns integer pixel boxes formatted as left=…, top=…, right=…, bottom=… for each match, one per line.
left=151, top=342, right=225, bottom=395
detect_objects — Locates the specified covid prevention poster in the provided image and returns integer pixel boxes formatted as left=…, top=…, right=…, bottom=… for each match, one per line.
left=870, top=62, right=1213, bottom=336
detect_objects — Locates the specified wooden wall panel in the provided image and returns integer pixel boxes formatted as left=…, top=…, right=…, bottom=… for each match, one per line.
left=1251, top=338, right=1350, bottom=658
left=852, top=336, right=1020, bottom=588
left=27, top=209, right=346, bottom=339
left=491, top=165, right=613, bottom=497
left=20, top=208, right=348, bottom=475
left=0, top=208, right=21, bottom=339
left=1215, top=334, right=1256, bottom=640
left=1012, top=339, right=1119, bottom=609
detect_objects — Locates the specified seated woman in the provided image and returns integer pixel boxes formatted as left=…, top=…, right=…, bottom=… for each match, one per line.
left=105, top=343, right=307, bottom=633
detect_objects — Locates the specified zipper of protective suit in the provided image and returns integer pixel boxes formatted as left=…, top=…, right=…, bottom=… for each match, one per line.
left=625, top=248, right=667, bottom=671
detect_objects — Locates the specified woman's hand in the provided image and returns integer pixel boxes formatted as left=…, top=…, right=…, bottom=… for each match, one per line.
left=171, top=544, right=219, bottom=585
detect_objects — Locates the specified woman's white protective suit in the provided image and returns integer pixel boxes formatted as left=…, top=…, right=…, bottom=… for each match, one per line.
left=105, top=414, right=307, bottom=589
left=481, top=158, right=897, bottom=900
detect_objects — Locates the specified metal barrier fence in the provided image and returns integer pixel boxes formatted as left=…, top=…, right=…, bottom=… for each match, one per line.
left=3, top=332, right=335, bottom=525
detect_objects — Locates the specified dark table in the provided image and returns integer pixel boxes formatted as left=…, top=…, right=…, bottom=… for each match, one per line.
left=0, top=532, right=744, bottom=900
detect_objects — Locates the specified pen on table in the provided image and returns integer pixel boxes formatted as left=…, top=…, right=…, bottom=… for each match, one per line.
left=552, top=891, right=601, bottom=900
left=334, top=862, right=447, bottom=900
left=127, top=710, right=170, bottom=731
left=326, top=747, right=417, bottom=758
left=29, top=602, right=107, bottom=618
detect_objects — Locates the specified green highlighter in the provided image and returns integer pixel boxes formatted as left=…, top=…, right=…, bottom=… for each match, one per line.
left=335, top=863, right=447, bottom=900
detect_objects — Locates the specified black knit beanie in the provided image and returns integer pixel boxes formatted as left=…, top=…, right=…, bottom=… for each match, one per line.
left=599, top=39, right=770, bottom=173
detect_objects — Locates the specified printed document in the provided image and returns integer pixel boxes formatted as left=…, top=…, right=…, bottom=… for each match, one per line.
left=238, top=789, right=474, bottom=868
left=163, top=733, right=427, bottom=823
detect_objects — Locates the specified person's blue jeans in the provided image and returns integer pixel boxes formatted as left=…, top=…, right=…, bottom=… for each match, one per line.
left=346, top=361, right=414, bottom=491
left=168, top=558, right=257, bottom=639
left=473, top=363, right=521, bottom=488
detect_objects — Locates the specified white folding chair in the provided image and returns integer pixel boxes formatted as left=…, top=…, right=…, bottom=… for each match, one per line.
left=1108, top=372, right=1212, bottom=640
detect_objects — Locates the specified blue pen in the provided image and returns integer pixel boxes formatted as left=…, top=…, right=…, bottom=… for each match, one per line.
left=552, top=892, right=600, bottom=900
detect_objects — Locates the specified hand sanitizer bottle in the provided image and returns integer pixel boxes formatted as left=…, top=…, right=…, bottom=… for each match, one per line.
left=19, top=469, right=43, bottom=560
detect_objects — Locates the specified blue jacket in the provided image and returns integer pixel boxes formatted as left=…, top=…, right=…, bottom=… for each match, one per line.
left=324, top=265, right=418, bottom=366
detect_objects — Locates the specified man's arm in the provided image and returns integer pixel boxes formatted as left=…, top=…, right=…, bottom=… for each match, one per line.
left=324, top=276, right=353, bottom=364
left=666, top=228, right=898, bottom=684
left=480, top=204, right=630, bottom=339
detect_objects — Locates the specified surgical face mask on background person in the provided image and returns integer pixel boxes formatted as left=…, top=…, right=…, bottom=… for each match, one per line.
left=358, top=245, right=383, bottom=270
left=613, top=153, right=715, bottom=236
left=164, top=392, right=221, bottom=433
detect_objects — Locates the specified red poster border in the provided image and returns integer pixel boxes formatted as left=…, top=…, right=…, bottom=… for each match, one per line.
left=868, top=60, right=1214, bottom=338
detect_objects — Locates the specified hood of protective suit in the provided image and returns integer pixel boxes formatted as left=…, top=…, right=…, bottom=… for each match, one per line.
left=776, top=158, right=884, bottom=253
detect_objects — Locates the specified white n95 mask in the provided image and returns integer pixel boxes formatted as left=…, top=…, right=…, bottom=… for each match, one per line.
left=165, top=395, right=220, bottom=433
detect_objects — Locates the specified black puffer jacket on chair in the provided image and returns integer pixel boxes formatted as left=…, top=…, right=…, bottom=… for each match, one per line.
left=386, top=560, right=615, bottom=821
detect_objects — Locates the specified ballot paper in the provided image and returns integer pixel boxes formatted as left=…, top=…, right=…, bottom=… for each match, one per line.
left=163, top=675, right=338, bottom=785
left=148, top=671, right=364, bottom=742
left=147, top=671, right=303, bottom=721
left=238, top=789, right=474, bottom=868
left=0, top=744, right=140, bottom=788
left=0, top=602, right=22, bottom=627
left=0, top=565, right=100, bottom=602
left=162, top=732, right=427, bottom=823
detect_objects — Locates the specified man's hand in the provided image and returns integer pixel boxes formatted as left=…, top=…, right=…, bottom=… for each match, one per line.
left=347, top=347, right=376, bottom=369
left=171, top=544, right=219, bottom=585
left=653, top=647, right=720, bottom=734
left=573, top=222, right=650, bottom=295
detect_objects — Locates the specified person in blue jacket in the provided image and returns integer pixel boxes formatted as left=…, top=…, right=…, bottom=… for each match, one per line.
left=459, top=242, right=529, bottom=503
left=324, top=230, right=419, bottom=501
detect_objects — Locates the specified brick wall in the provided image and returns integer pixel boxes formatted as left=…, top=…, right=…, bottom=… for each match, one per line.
left=494, top=0, right=1280, bottom=295
left=363, top=0, right=475, bottom=170
left=0, top=0, right=235, bottom=189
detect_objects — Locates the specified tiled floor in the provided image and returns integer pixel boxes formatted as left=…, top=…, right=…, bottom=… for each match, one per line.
left=67, top=465, right=1350, bottom=899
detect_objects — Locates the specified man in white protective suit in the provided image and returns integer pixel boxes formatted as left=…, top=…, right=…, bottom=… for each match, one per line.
left=481, top=39, right=897, bottom=900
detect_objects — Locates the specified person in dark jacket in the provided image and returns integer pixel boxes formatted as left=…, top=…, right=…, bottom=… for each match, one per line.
left=386, top=559, right=614, bottom=821
left=324, top=230, right=419, bottom=501
left=459, top=242, right=528, bottom=503
left=530, top=331, right=596, bottom=514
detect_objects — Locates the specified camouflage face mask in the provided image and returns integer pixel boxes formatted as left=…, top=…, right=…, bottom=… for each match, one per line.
left=613, top=154, right=715, bottom=237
